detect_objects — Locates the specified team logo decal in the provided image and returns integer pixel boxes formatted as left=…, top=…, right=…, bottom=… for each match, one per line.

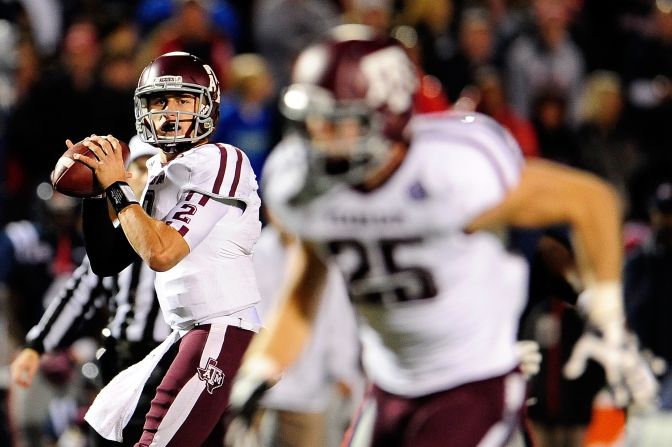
left=408, top=180, right=428, bottom=200
left=197, top=357, right=225, bottom=394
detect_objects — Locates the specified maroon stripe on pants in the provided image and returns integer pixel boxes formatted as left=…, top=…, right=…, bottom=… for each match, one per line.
left=135, top=325, right=254, bottom=447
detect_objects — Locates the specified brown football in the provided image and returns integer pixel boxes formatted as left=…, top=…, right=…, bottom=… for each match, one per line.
left=50, top=139, right=130, bottom=198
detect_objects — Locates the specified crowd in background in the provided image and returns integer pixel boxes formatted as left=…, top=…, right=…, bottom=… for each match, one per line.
left=2, top=0, right=672, bottom=446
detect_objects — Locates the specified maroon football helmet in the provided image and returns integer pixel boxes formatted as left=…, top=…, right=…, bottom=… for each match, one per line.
left=134, top=52, right=220, bottom=152
left=280, top=25, right=418, bottom=185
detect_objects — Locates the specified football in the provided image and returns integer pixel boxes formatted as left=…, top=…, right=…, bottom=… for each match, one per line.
left=51, top=139, right=130, bottom=198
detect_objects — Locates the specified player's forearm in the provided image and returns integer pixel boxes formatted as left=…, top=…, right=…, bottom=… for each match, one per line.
left=247, top=297, right=315, bottom=371
left=117, top=205, right=189, bottom=272
left=481, top=160, right=623, bottom=284
left=245, top=241, right=328, bottom=370
left=569, top=179, right=623, bottom=286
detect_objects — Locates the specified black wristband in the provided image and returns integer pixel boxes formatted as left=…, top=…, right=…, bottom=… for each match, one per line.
left=106, top=181, right=138, bottom=214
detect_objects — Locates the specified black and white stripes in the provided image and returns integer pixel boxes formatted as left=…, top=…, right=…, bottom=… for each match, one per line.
left=26, top=256, right=170, bottom=354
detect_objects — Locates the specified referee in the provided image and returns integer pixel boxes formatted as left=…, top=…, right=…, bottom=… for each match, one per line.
left=10, top=137, right=170, bottom=446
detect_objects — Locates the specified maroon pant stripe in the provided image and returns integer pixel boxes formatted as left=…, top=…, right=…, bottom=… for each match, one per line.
left=134, top=325, right=253, bottom=447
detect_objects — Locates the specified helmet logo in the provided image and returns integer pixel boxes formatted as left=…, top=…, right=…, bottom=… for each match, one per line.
left=202, top=64, right=219, bottom=102
left=361, top=47, right=416, bottom=114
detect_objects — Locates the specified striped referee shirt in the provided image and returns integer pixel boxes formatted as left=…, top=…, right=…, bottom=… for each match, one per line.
left=26, top=256, right=171, bottom=354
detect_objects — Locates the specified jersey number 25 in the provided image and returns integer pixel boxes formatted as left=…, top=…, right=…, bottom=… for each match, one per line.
left=328, top=238, right=437, bottom=305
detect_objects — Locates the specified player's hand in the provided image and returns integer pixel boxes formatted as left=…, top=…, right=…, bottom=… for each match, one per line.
left=515, top=340, right=542, bottom=380
left=10, top=348, right=41, bottom=388
left=73, top=134, right=128, bottom=190
left=564, top=330, right=659, bottom=412
left=224, top=357, right=279, bottom=447
left=564, top=282, right=660, bottom=411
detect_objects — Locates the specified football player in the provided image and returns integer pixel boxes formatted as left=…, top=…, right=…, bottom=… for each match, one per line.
left=226, top=25, right=657, bottom=447
left=72, top=52, right=263, bottom=446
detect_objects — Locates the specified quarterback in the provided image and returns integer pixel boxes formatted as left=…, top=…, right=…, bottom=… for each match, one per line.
left=73, top=52, right=263, bottom=446
left=226, top=25, right=657, bottom=447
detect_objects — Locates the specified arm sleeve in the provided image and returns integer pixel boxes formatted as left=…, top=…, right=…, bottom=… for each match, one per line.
left=82, top=197, right=139, bottom=276
left=25, top=257, right=112, bottom=353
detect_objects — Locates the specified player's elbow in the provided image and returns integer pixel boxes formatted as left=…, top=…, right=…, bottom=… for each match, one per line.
left=143, top=229, right=189, bottom=272
left=587, top=178, right=623, bottom=216
left=146, top=245, right=188, bottom=272
left=570, top=175, right=624, bottom=227
left=147, top=252, right=179, bottom=272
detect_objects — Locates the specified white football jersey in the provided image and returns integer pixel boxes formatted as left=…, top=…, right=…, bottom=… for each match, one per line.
left=263, top=111, right=528, bottom=397
left=143, top=143, right=262, bottom=329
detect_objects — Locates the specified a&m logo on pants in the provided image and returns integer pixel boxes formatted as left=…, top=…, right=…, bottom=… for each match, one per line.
left=197, top=357, right=225, bottom=394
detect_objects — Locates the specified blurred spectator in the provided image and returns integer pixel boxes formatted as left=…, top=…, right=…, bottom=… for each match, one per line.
left=570, top=0, right=634, bottom=72
left=342, top=0, right=393, bottom=35
left=99, top=21, right=142, bottom=100
left=442, top=7, right=499, bottom=102
left=620, top=1, right=672, bottom=222
left=213, top=53, right=276, bottom=185
left=474, top=67, right=539, bottom=158
left=504, top=0, right=585, bottom=121
left=398, top=0, right=456, bottom=90
left=485, top=0, right=530, bottom=57
left=5, top=19, right=135, bottom=222
left=0, top=9, right=19, bottom=115
left=253, top=0, right=340, bottom=92
left=625, top=182, right=672, bottom=409
left=137, top=0, right=236, bottom=89
left=18, top=0, right=62, bottom=57
left=137, top=0, right=241, bottom=49
left=391, top=25, right=450, bottom=114
left=0, top=187, right=85, bottom=342
left=621, top=0, right=672, bottom=160
left=530, top=87, right=581, bottom=167
left=575, top=70, right=642, bottom=217
left=0, top=187, right=86, bottom=447
left=518, top=232, right=606, bottom=447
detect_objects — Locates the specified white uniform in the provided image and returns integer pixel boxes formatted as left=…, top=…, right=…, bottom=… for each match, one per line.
left=143, top=142, right=262, bottom=328
left=87, top=142, right=263, bottom=442
left=263, top=111, right=528, bottom=397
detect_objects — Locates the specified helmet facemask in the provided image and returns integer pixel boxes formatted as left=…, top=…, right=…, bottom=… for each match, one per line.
left=281, top=84, right=392, bottom=189
left=135, top=81, right=216, bottom=153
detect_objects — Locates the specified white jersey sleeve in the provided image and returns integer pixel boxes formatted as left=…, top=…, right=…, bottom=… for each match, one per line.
left=411, top=111, right=524, bottom=230
left=164, top=143, right=259, bottom=204
left=161, top=143, right=259, bottom=251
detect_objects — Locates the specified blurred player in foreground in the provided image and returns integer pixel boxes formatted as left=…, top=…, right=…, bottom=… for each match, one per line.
left=226, top=25, right=657, bottom=447
left=73, top=52, right=263, bottom=446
